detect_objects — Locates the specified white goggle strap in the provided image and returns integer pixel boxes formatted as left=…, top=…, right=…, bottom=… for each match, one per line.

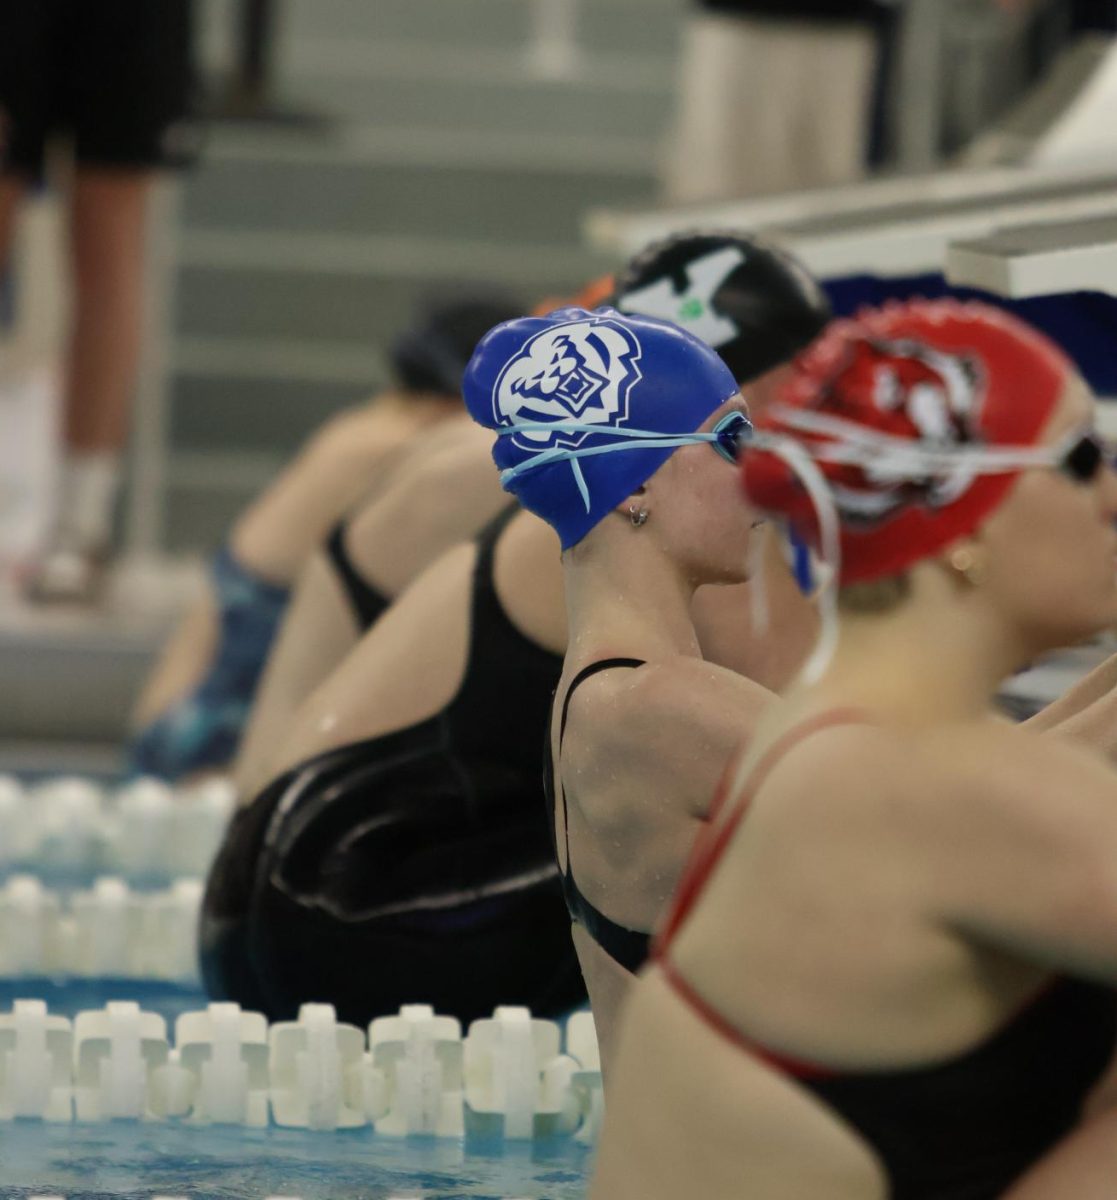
left=768, top=406, right=1063, bottom=477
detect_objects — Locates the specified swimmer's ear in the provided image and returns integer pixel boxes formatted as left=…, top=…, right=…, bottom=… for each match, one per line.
left=615, top=484, right=648, bottom=514
left=616, top=484, right=651, bottom=527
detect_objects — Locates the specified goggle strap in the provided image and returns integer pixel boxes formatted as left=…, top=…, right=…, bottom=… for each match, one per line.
left=497, top=431, right=724, bottom=490
left=571, top=458, right=591, bottom=514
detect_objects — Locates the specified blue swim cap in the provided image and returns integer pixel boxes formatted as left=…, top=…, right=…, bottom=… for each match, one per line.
left=463, top=306, right=740, bottom=548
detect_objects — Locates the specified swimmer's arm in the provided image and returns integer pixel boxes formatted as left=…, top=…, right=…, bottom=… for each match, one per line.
left=1020, top=651, right=1117, bottom=764
left=925, top=737, right=1117, bottom=979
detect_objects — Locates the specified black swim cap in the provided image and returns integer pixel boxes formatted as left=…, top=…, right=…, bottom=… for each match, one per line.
left=614, top=231, right=831, bottom=386
left=390, top=293, right=525, bottom=397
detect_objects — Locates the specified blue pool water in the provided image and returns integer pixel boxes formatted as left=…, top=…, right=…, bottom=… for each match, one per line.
left=1, top=1123, right=592, bottom=1199
left=0, top=982, right=594, bottom=1199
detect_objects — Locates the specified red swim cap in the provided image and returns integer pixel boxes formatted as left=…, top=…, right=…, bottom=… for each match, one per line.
left=742, top=299, right=1074, bottom=584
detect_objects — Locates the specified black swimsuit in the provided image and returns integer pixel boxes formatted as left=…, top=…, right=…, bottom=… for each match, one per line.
left=201, top=506, right=586, bottom=1026
left=544, top=659, right=653, bottom=975
left=658, top=710, right=1117, bottom=1199
left=324, top=519, right=392, bottom=632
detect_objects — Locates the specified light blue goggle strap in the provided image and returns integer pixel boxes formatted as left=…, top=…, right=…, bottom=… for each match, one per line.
left=496, top=421, right=729, bottom=513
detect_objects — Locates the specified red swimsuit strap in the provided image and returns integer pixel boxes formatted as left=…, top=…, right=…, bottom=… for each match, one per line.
left=654, top=707, right=872, bottom=1072
left=657, top=706, right=872, bottom=956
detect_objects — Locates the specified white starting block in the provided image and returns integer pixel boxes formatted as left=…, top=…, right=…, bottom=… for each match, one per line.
left=0, top=875, right=63, bottom=975
left=152, top=1003, right=269, bottom=1125
left=107, top=779, right=176, bottom=877
left=139, top=879, right=204, bottom=984
left=168, top=777, right=235, bottom=878
left=0, top=776, right=31, bottom=867
left=33, top=778, right=106, bottom=871
left=268, top=1003, right=367, bottom=1130
left=73, top=1001, right=169, bottom=1121
left=69, top=878, right=146, bottom=979
left=367, top=1003, right=463, bottom=1137
left=463, top=1006, right=579, bottom=1140
left=565, top=1011, right=604, bottom=1145
left=0, top=1000, right=73, bottom=1121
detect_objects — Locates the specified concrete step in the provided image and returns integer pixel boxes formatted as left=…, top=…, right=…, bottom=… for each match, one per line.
left=174, top=243, right=614, bottom=347
left=183, top=155, right=657, bottom=244
left=202, top=0, right=684, bottom=62
left=170, top=367, right=374, bottom=456
left=0, top=564, right=198, bottom=744
left=212, top=69, right=672, bottom=139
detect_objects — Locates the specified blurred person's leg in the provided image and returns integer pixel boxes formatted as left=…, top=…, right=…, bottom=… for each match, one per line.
left=26, top=0, right=197, bottom=603
left=34, top=170, right=155, bottom=584
left=662, top=11, right=877, bottom=203
left=0, top=177, right=27, bottom=275
left=0, top=0, right=52, bottom=314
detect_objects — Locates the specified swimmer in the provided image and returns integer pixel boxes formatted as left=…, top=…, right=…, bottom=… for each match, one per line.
left=202, top=235, right=832, bottom=1028
left=233, top=280, right=622, bottom=795
left=126, top=293, right=521, bottom=781
left=231, top=419, right=513, bottom=800
left=200, top=500, right=583, bottom=1026
left=596, top=301, right=1117, bottom=1200
left=465, top=306, right=776, bottom=1077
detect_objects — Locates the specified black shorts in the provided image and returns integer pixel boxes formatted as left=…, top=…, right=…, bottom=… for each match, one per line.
left=0, top=0, right=200, bottom=178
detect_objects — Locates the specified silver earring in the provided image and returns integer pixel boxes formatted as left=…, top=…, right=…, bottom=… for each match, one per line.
left=629, top=505, right=649, bottom=527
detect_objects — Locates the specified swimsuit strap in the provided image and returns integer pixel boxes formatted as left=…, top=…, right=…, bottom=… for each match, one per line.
left=324, top=520, right=391, bottom=632
left=658, top=706, right=873, bottom=955
left=555, top=657, right=647, bottom=871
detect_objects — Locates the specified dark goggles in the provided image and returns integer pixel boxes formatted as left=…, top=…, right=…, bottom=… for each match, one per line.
left=1060, top=432, right=1108, bottom=483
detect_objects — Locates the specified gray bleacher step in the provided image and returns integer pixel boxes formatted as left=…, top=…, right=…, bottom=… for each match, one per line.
left=200, top=122, right=660, bottom=174
left=0, top=566, right=197, bottom=744
left=183, top=156, right=657, bottom=244
left=228, top=71, right=672, bottom=140
left=204, top=0, right=683, bottom=57
left=174, top=254, right=616, bottom=346
left=169, top=369, right=375, bottom=456
left=179, top=228, right=618, bottom=285
left=276, top=39, right=675, bottom=95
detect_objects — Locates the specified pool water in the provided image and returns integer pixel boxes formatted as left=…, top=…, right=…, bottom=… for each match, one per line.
left=0, top=982, right=595, bottom=1199
left=0, top=1123, right=593, bottom=1199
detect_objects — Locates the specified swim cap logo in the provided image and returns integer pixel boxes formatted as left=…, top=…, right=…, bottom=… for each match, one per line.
left=619, top=247, right=743, bottom=349
left=493, top=316, right=643, bottom=449
left=827, top=338, right=987, bottom=522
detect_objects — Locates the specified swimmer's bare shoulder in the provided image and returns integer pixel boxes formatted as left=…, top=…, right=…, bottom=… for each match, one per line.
left=563, top=655, right=773, bottom=821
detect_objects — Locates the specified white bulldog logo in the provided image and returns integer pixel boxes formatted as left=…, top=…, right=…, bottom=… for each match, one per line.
left=493, top=316, right=643, bottom=450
